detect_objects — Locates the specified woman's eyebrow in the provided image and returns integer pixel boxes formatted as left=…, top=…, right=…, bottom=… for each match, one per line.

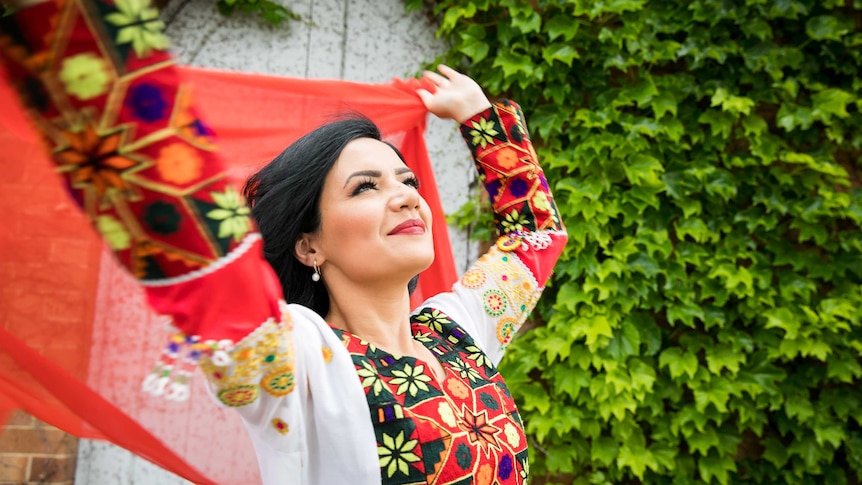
left=343, top=168, right=415, bottom=188
left=343, top=170, right=381, bottom=188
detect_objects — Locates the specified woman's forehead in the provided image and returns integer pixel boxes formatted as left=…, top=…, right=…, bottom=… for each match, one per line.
left=331, top=138, right=409, bottom=175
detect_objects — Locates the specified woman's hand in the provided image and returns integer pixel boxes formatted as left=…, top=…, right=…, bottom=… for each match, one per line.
left=417, top=65, right=492, bottom=124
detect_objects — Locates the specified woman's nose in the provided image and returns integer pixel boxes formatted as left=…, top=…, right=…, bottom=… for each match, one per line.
left=390, top=183, right=421, bottom=211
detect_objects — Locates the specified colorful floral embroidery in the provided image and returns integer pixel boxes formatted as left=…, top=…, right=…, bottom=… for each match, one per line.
left=446, top=377, right=470, bottom=399
left=468, top=117, right=500, bottom=149
left=389, top=363, right=432, bottom=397
left=483, top=289, right=508, bottom=317
left=412, top=308, right=450, bottom=333
left=378, top=430, right=421, bottom=478
left=104, top=0, right=170, bottom=57
left=58, top=53, right=110, bottom=100
left=357, top=360, right=386, bottom=396
left=501, top=209, right=530, bottom=234
left=460, top=408, right=501, bottom=451
left=337, top=309, right=528, bottom=484
left=272, top=418, right=289, bottom=435
left=143, top=201, right=181, bottom=235
left=55, top=122, right=137, bottom=200
left=156, top=143, right=203, bottom=184
left=217, top=385, right=259, bottom=407
left=261, top=366, right=295, bottom=397
left=461, top=268, right=487, bottom=288
left=96, top=215, right=131, bottom=250
left=127, top=83, right=168, bottom=122
left=199, top=317, right=295, bottom=407
left=496, top=317, right=518, bottom=350
left=495, top=234, right=521, bottom=252
left=455, top=442, right=473, bottom=470
left=206, top=187, right=252, bottom=242
left=321, top=346, right=333, bottom=363
left=437, top=402, right=457, bottom=427
left=496, top=147, right=520, bottom=169
left=504, top=423, right=521, bottom=448
left=450, top=357, right=482, bottom=383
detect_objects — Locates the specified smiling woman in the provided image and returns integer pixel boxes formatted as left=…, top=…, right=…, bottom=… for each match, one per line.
left=0, top=0, right=567, bottom=483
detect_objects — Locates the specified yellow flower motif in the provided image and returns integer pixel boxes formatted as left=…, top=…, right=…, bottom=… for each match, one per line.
left=97, top=215, right=131, bottom=250
left=104, top=0, right=170, bottom=57
left=469, top=117, right=499, bottom=148
left=532, top=191, right=551, bottom=212
left=206, top=187, right=251, bottom=242
left=501, top=209, right=530, bottom=233
left=356, top=360, right=385, bottom=396
left=450, top=358, right=481, bottom=382
left=378, top=430, right=421, bottom=478
left=389, top=363, right=432, bottom=397
left=504, top=422, right=521, bottom=448
left=59, top=53, right=110, bottom=100
left=437, top=402, right=457, bottom=427
left=414, top=309, right=450, bottom=333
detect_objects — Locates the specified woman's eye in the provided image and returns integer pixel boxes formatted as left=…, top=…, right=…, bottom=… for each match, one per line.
left=352, top=179, right=377, bottom=196
left=403, top=177, right=420, bottom=189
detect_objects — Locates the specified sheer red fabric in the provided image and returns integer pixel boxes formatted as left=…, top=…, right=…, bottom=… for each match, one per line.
left=0, top=66, right=456, bottom=483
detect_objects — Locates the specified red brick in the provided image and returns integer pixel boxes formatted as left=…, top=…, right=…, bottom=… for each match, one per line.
left=0, top=428, right=73, bottom=454
left=29, top=456, right=77, bottom=482
left=0, top=454, right=28, bottom=482
left=4, top=411, right=33, bottom=427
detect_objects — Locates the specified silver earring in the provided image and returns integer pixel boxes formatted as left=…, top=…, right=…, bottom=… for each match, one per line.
left=312, top=259, right=321, bottom=282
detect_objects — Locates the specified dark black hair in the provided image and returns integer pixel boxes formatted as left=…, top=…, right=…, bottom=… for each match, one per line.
left=244, top=116, right=415, bottom=317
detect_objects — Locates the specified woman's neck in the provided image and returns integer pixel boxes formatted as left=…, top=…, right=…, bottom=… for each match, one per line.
left=325, top=279, right=416, bottom=355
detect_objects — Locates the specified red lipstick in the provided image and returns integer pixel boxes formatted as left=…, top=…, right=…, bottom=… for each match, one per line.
left=388, top=218, right=426, bottom=235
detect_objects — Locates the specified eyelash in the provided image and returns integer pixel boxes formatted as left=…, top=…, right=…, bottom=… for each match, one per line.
left=351, top=176, right=421, bottom=196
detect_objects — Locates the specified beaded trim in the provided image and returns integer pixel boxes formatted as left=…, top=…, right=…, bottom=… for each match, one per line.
left=142, top=300, right=294, bottom=404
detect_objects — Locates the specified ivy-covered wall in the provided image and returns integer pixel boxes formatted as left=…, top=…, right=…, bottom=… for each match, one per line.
left=415, top=0, right=862, bottom=483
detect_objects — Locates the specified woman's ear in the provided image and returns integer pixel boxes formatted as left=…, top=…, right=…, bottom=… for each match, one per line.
left=294, top=234, right=321, bottom=268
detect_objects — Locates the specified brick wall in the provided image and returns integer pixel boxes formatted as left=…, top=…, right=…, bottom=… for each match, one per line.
left=0, top=411, right=78, bottom=485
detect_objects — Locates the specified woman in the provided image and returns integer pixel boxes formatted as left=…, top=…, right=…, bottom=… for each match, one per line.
left=0, top=0, right=567, bottom=483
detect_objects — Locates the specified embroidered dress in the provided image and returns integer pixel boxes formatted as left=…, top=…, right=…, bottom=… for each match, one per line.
left=1, top=2, right=567, bottom=484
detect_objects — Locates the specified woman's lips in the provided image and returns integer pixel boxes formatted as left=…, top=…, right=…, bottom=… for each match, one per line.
left=388, top=218, right=426, bottom=235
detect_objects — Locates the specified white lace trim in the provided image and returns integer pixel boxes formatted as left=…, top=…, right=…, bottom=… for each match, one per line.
left=140, top=233, right=262, bottom=287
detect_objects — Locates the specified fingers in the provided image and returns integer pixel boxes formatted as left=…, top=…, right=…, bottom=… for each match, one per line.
left=416, top=89, right=433, bottom=106
left=436, top=64, right=461, bottom=79
left=422, top=70, right=449, bottom=88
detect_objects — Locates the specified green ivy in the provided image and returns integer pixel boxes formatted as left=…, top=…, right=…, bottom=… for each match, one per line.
left=414, top=0, right=862, bottom=483
left=215, top=0, right=300, bottom=26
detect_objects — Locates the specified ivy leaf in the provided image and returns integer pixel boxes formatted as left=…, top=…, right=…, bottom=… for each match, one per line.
left=806, top=15, right=853, bottom=40
left=623, top=153, right=664, bottom=187
left=491, top=50, right=534, bottom=78
left=706, top=344, right=746, bottom=375
left=606, top=321, right=641, bottom=360
left=651, top=90, right=678, bottom=119
left=544, top=14, right=578, bottom=41
left=542, top=43, right=579, bottom=66
left=618, top=444, right=658, bottom=479
left=698, top=453, right=736, bottom=484
left=659, top=348, right=699, bottom=380
left=591, top=436, right=618, bottom=466
left=762, top=307, right=801, bottom=339
left=812, top=88, right=854, bottom=120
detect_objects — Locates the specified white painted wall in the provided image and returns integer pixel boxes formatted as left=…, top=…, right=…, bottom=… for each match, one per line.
left=75, top=0, right=478, bottom=483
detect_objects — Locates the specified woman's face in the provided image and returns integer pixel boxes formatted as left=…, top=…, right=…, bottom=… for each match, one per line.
left=311, top=137, right=434, bottom=285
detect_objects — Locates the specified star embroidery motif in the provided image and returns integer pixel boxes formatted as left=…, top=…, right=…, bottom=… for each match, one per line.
left=459, top=406, right=501, bottom=453
left=54, top=120, right=140, bottom=201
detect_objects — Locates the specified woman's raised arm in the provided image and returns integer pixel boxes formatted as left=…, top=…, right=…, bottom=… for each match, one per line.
left=416, top=66, right=568, bottom=365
